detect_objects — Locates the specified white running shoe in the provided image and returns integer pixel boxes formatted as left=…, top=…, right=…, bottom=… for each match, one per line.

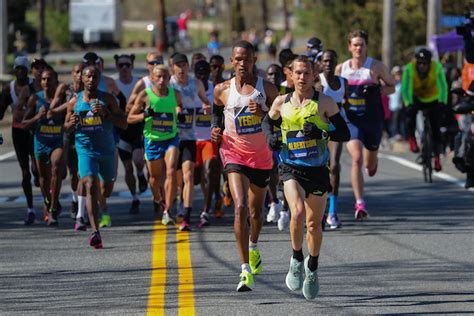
left=266, top=201, right=281, bottom=223
left=277, top=211, right=290, bottom=231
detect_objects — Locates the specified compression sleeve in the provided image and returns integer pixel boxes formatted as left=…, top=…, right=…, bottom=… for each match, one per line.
left=211, top=103, right=225, bottom=130
left=327, top=112, right=350, bottom=142
left=262, top=114, right=281, bottom=139
left=116, top=91, right=127, bottom=111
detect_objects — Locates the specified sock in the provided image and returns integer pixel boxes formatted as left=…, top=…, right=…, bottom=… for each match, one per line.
left=77, top=196, right=86, bottom=219
left=132, top=194, right=139, bottom=201
left=241, top=263, right=251, bottom=273
left=293, top=248, right=304, bottom=262
left=308, top=255, right=319, bottom=271
left=249, top=241, right=257, bottom=251
left=71, top=191, right=78, bottom=203
left=27, top=207, right=35, bottom=214
left=328, top=194, right=337, bottom=217
left=184, top=207, right=192, bottom=222
left=356, top=199, right=365, bottom=205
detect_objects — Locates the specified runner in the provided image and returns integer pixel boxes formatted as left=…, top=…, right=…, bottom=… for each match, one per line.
left=209, top=55, right=226, bottom=86
left=0, top=56, right=39, bottom=224
left=22, top=68, right=65, bottom=226
left=211, top=40, right=279, bottom=291
left=113, top=54, right=147, bottom=214
left=336, top=30, right=395, bottom=220
left=64, top=65, right=127, bottom=248
left=318, top=50, right=349, bottom=229
left=49, top=63, right=84, bottom=227
left=263, top=55, right=349, bottom=299
left=192, top=60, right=222, bottom=226
left=169, top=53, right=211, bottom=231
left=128, top=65, right=182, bottom=223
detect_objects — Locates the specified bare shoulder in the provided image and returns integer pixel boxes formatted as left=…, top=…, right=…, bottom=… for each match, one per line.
left=215, top=79, right=231, bottom=95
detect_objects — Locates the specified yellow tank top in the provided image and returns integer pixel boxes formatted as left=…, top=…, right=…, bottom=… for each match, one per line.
left=412, top=61, right=438, bottom=102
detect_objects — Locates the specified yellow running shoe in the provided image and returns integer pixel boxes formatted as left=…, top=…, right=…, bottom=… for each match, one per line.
left=236, top=270, right=254, bottom=292
left=249, top=248, right=263, bottom=275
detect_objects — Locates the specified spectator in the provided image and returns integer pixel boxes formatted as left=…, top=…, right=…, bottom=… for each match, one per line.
left=388, top=66, right=406, bottom=140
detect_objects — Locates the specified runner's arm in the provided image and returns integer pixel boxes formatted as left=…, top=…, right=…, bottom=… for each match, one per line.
left=127, top=90, right=147, bottom=124
left=174, top=90, right=183, bottom=113
left=0, top=85, right=11, bottom=119
left=104, top=93, right=128, bottom=130
left=321, top=94, right=350, bottom=142
left=210, top=81, right=228, bottom=143
left=375, top=61, right=395, bottom=95
left=64, top=96, right=78, bottom=132
left=262, top=95, right=284, bottom=150
left=126, top=79, right=145, bottom=113
left=48, top=84, right=68, bottom=117
left=22, top=95, right=43, bottom=129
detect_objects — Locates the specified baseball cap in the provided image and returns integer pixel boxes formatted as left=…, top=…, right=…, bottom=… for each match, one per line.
left=415, top=48, right=432, bottom=62
left=83, top=52, right=100, bottom=64
left=172, top=53, right=188, bottom=65
left=14, top=56, right=30, bottom=70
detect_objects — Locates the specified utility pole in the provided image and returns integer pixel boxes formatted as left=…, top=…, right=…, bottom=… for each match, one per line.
left=282, top=0, right=290, bottom=32
left=261, top=0, right=268, bottom=32
left=382, top=0, right=394, bottom=69
left=0, top=0, right=7, bottom=76
left=426, top=0, right=441, bottom=46
left=156, top=0, right=167, bottom=53
left=37, top=0, right=45, bottom=56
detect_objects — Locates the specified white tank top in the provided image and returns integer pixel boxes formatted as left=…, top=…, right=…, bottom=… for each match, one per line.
left=340, top=57, right=375, bottom=87
left=143, top=76, right=153, bottom=89
left=195, top=81, right=214, bottom=141
left=115, top=77, right=139, bottom=101
left=319, top=74, right=345, bottom=104
left=9, top=79, right=33, bottom=110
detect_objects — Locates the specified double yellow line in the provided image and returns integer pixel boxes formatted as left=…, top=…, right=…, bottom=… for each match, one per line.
left=147, top=221, right=195, bottom=315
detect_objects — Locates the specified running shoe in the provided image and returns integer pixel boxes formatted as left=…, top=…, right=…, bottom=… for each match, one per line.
left=236, top=270, right=254, bottom=292
left=99, top=213, right=112, bottom=228
left=285, top=256, right=304, bottom=291
left=434, top=155, right=442, bottom=172
left=466, top=173, right=474, bottom=189
left=354, top=202, right=369, bottom=221
left=326, top=215, right=342, bottom=229
left=367, top=163, right=378, bottom=177
left=161, top=211, right=175, bottom=226
left=89, top=231, right=103, bottom=249
left=138, top=174, right=148, bottom=193
left=179, top=220, right=191, bottom=231
left=129, top=199, right=140, bottom=214
left=47, top=209, right=58, bottom=227
left=75, top=217, right=87, bottom=231
left=198, top=211, right=210, bottom=228
left=266, top=201, right=281, bottom=223
left=70, top=201, right=78, bottom=219
left=249, top=248, right=263, bottom=275
left=409, top=136, right=420, bottom=153
left=43, top=199, right=51, bottom=222
left=302, top=256, right=320, bottom=300
left=24, top=212, right=36, bottom=225
left=277, top=211, right=290, bottom=231
left=213, top=198, right=224, bottom=219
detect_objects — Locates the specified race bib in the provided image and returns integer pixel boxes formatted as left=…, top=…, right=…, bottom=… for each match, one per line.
left=234, top=106, right=262, bottom=135
left=177, top=108, right=194, bottom=129
left=152, top=112, right=174, bottom=133
left=195, top=108, right=211, bottom=127
left=39, top=119, right=62, bottom=139
left=286, top=130, right=318, bottom=160
left=78, top=111, right=103, bottom=132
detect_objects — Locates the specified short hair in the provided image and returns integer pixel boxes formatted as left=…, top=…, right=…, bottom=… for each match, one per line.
left=152, top=64, right=170, bottom=76
left=42, top=67, right=58, bottom=81
left=232, top=40, right=255, bottom=53
left=347, top=30, right=369, bottom=44
left=210, top=54, right=225, bottom=64
left=278, top=49, right=296, bottom=68
left=322, top=49, right=338, bottom=60
left=114, top=54, right=135, bottom=64
left=82, top=65, right=99, bottom=75
left=291, top=55, right=313, bottom=71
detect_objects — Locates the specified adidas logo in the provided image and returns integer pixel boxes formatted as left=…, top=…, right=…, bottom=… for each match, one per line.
left=48, top=120, right=54, bottom=125
left=296, top=131, right=305, bottom=138
left=160, top=113, right=167, bottom=118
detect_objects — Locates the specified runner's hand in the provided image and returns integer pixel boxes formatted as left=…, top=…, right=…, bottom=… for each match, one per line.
left=37, top=106, right=47, bottom=119
left=248, top=99, right=264, bottom=116
left=211, top=127, right=222, bottom=144
left=143, top=107, right=155, bottom=118
left=92, top=100, right=108, bottom=117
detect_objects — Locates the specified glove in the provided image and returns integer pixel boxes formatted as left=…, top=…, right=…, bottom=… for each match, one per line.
left=177, top=112, right=186, bottom=123
left=303, top=121, right=325, bottom=139
left=143, top=107, right=155, bottom=118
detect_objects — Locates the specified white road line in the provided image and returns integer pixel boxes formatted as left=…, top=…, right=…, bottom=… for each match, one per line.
left=379, top=153, right=474, bottom=193
left=0, top=151, right=16, bottom=162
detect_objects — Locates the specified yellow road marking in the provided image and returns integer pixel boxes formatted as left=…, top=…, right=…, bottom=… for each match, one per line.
left=147, top=223, right=167, bottom=316
left=176, top=230, right=195, bottom=316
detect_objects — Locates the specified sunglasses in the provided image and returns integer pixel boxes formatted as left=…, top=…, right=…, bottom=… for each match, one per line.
left=148, top=60, right=163, bottom=66
left=118, top=63, right=132, bottom=68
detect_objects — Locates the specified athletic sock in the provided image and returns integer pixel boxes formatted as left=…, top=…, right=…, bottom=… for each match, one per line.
left=241, top=263, right=251, bottom=273
left=328, top=194, right=337, bottom=217
left=356, top=199, right=365, bottom=205
left=293, top=248, right=304, bottom=262
left=77, top=196, right=86, bottom=219
left=308, top=255, right=319, bottom=271
left=184, top=207, right=192, bottom=223
left=71, top=191, right=78, bottom=203
left=249, top=241, right=257, bottom=251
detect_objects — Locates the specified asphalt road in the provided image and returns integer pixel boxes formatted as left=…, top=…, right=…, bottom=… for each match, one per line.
left=1, top=129, right=473, bottom=315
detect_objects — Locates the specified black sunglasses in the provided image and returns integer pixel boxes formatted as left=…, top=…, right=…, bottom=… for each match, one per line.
left=148, top=60, right=163, bottom=66
left=118, top=63, right=132, bottom=68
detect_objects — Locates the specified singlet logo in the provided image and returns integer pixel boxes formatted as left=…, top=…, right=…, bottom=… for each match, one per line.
left=177, top=108, right=194, bottom=129
left=152, top=112, right=174, bottom=132
left=38, top=118, right=62, bottom=138
left=234, top=106, right=262, bottom=135
left=78, top=110, right=103, bottom=132
left=347, top=87, right=367, bottom=115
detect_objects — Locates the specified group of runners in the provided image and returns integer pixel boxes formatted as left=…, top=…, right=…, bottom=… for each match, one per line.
left=5, top=28, right=451, bottom=299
